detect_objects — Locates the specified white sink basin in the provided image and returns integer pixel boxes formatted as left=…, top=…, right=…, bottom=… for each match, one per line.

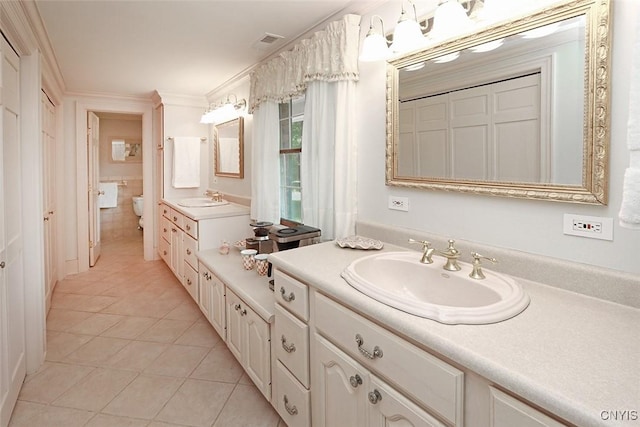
left=341, top=251, right=529, bottom=325
left=177, top=197, right=229, bottom=208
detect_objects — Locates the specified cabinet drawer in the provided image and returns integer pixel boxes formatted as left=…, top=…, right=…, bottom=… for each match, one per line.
left=490, top=387, right=566, bottom=427
left=183, top=234, right=198, bottom=269
left=275, top=303, right=310, bottom=388
left=170, top=208, right=184, bottom=230
left=274, top=270, right=309, bottom=321
left=159, top=235, right=170, bottom=264
left=275, top=360, right=311, bottom=427
left=315, top=292, right=464, bottom=427
left=161, top=203, right=171, bottom=219
left=160, top=216, right=172, bottom=243
left=183, top=262, right=199, bottom=302
left=183, top=216, right=198, bottom=239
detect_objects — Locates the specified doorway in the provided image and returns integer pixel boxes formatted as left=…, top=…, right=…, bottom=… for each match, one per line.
left=88, top=111, right=144, bottom=265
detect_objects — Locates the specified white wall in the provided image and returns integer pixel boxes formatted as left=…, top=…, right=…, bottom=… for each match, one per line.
left=99, top=117, right=143, bottom=178
left=355, top=0, right=640, bottom=275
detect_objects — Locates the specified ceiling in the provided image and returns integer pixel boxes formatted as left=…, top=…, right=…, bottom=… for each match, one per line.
left=35, top=0, right=371, bottom=100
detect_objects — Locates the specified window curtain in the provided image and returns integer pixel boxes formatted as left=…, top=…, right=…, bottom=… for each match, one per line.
left=250, top=102, right=281, bottom=224
left=249, top=14, right=361, bottom=238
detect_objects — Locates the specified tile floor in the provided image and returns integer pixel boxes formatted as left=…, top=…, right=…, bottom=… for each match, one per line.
left=9, top=237, right=284, bottom=427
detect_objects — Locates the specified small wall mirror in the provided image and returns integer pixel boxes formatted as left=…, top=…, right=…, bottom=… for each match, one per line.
left=111, top=138, right=142, bottom=163
left=386, top=0, right=610, bottom=204
left=215, top=117, right=244, bottom=178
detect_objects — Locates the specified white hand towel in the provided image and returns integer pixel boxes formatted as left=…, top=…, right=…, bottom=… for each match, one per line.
left=172, top=137, right=201, bottom=188
left=619, top=19, right=640, bottom=228
left=99, top=182, right=118, bottom=208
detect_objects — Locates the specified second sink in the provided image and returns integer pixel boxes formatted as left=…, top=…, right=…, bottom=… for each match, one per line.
left=341, top=251, right=530, bottom=325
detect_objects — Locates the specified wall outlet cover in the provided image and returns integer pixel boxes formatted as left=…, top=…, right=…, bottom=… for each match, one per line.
left=563, top=214, right=613, bottom=241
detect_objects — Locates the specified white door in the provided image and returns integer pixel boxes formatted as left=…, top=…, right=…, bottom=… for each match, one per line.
left=0, top=35, right=26, bottom=427
left=87, top=112, right=101, bottom=266
left=42, top=92, right=57, bottom=308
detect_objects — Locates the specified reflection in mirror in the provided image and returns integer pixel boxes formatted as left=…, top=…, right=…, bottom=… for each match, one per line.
left=215, top=117, right=244, bottom=178
left=387, top=0, right=610, bottom=204
left=111, top=138, right=142, bottom=162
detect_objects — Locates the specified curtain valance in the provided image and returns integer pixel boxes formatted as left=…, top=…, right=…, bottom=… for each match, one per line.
left=249, top=14, right=361, bottom=113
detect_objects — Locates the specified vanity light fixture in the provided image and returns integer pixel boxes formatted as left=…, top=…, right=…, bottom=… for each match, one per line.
left=200, top=95, right=247, bottom=125
left=359, top=15, right=391, bottom=62
left=429, top=0, right=473, bottom=42
left=390, top=1, right=425, bottom=53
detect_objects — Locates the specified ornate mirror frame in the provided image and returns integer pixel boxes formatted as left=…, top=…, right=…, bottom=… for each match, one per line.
left=214, top=117, right=244, bottom=179
left=386, top=0, right=611, bottom=204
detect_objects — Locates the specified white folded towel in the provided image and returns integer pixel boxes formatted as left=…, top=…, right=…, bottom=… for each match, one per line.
left=619, top=168, right=640, bottom=229
left=99, top=182, right=118, bottom=208
left=172, top=137, right=201, bottom=188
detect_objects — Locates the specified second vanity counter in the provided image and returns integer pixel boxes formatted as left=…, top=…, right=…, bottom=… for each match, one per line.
left=268, top=241, right=640, bottom=427
left=162, top=198, right=250, bottom=220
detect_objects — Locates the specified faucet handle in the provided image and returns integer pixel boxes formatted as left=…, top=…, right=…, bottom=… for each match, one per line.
left=408, top=239, right=434, bottom=264
left=469, top=252, right=498, bottom=280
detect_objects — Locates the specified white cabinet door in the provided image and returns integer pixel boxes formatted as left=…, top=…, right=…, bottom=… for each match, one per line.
left=225, top=289, right=243, bottom=362
left=244, top=306, right=271, bottom=400
left=0, top=35, right=26, bottom=427
left=490, top=387, right=566, bottom=427
left=368, top=375, right=446, bottom=427
left=169, top=224, right=183, bottom=279
left=313, top=334, right=367, bottom=427
left=209, top=274, right=226, bottom=340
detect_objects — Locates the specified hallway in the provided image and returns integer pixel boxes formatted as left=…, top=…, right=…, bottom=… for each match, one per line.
left=9, top=238, right=283, bottom=427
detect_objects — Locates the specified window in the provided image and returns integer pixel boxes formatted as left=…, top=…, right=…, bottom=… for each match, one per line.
left=279, top=96, right=305, bottom=222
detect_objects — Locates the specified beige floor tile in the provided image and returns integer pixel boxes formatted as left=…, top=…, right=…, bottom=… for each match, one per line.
left=52, top=368, right=138, bottom=411
left=155, top=379, right=235, bottom=427
left=238, top=372, right=254, bottom=385
left=212, top=384, right=280, bottom=427
left=100, top=316, right=157, bottom=339
left=101, top=296, right=182, bottom=318
left=107, top=341, right=169, bottom=371
left=143, top=344, right=208, bottom=378
left=174, top=320, right=220, bottom=348
left=18, top=363, right=94, bottom=404
left=52, top=293, right=119, bottom=312
left=102, top=374, right=183, bottom=420
left=146, top=422, right=186, bottom=427
left=66, top=313, right=125, bottom=335
left=136, top=318, right=194, bottom=343
left=9, top=404, right=94, bottom=427
left=7, top=401, right=48, bottom=426
left=163, top=301, right=203, bottom=322
left=45, top=332, right=93, bottom=362
left=65, top=336, right=131, bottom=365
left=55, top=279, right=116, bottom=296
left=84, top=413, right=151, bottom=427
left=46, top=309, right=93, bottom=332
left=190, top=345, right=244, bottom=384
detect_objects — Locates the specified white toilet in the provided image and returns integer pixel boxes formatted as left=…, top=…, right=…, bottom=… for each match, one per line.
left=132, top=195, right=144, bottom=229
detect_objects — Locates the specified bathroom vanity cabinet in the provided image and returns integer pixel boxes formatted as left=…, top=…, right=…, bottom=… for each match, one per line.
left=198, top=262, right=226, bottom=339
left=267, top=240, right=639, bottom=427
left=159, top=200, right=250, bottom=302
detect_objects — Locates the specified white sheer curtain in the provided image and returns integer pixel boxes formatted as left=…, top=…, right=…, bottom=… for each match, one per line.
left=301, top=80, right=357, bottom=240
left=249, top=14, right=361, bottom=238
left=250, top=102, right=281, bottom=224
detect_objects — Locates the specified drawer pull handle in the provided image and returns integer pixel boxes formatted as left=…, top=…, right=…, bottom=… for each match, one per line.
left=203, top=272, right=211, bottom=280
left=280, top=287, right=296, bottom=302
left=173, top=216, right=178, bottom=222
left=163, top=227, right=167, bottom=232
left=163, top=250, right=168, bottom=255
left=283, top=395, right=298, bottom=416
left=186, top=249, right=192, bottom=255
left=186, top=279, right=192, bottom=286
left=368, top=389, right=382, bottom=404
left=235, top=304, right=241, bottom=311
left=349, top=374, right=363, bottom=388
left=281, top=335, right=296, bottom=353
left=186, top=224, right=191, bottom=230
left=355, top=334, right=383, bottom=360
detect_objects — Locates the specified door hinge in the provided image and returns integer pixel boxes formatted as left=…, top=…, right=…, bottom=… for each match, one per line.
left=89, top=240, right=94, bottom=248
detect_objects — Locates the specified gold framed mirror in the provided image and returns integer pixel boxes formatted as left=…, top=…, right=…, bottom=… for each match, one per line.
left=214, top=117, right=244, bottom=178
left=386, top=0, right=611, bottom=204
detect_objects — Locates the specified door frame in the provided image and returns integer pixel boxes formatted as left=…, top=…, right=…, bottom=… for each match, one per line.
left=75, top=100, right=155, bottom=272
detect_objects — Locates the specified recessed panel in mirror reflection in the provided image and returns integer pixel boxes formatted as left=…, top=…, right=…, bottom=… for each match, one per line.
left=387, top=0, right=610, bottom=204
left=215, top=117, right=244, bottom=179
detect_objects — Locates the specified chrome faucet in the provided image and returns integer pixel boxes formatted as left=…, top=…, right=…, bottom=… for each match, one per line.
left=438, top=239, right=461, bottom=271
left=469, top=252, right=498, bottom=280
left=408, top=239, right=434, bottom=264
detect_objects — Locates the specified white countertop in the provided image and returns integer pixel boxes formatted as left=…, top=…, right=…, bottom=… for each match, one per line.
left=197, top=248, right=275, bottom=323
left=163, top=199, right=250, bottom=221
left=268, top=241, right=640, bottom=427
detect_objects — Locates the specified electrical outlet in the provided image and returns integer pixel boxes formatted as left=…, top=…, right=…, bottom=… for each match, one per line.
left=563, top=214, right=613, bottom=241
left=388, top=196, right=409, bottom=212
